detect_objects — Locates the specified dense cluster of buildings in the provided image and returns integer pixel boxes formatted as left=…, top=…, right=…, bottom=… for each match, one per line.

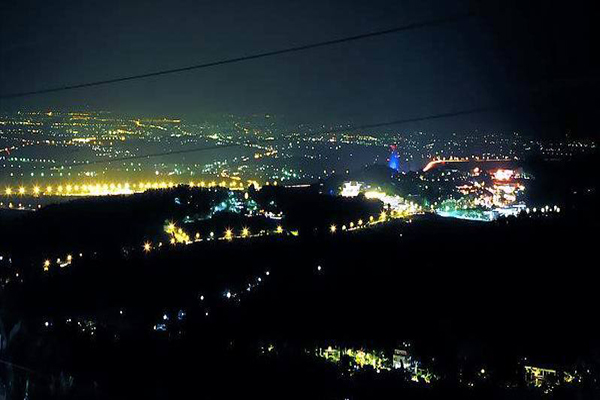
left=314, top=343, right=436, bottom=383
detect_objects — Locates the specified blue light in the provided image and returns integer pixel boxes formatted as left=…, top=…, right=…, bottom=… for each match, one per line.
left=388, top=146, right=400, bottom=172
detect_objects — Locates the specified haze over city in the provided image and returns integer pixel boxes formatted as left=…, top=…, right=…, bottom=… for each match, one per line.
left=0, top=1, right=598, bottom=399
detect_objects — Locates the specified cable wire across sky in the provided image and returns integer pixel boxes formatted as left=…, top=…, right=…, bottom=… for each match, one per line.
left=66, top=104, right=497, bottom=168
left=0, top=13, right=473, bottom=99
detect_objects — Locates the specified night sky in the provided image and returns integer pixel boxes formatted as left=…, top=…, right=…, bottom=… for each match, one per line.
left=1, top=0, right=597, bottom=137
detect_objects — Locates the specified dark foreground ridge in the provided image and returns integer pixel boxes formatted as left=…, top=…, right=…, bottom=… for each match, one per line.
left=1, top=184, right=598, bottom=399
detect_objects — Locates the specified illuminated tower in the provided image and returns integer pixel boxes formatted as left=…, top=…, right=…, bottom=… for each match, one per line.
left=388, top=145, right=400, bottom=172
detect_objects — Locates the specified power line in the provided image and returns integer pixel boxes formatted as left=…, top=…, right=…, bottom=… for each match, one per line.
left=0, top=358, right=42, bottom=376
left=0, top=13, right=473, bottom=99
left=76, top=143, right=240, bottom=166
left=38, top=70, right=600, bottom=169
left=64, top=105, right=497, bottom=168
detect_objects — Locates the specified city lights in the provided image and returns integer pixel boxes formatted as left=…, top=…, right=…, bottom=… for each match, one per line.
left=0, top=11, right=594, bottom=398
left=0, top=179, right=263, bottom=201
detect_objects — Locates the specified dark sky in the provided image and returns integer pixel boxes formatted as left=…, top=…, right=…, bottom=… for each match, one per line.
left=0, top=0, right=597, bottom=137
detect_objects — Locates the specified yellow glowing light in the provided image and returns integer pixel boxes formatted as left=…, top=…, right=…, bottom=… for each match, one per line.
left=493, top=169, right=514, bottom=181
left=195, top=232, right=200, bottom=239
left=143, top=242, right=151, bottom=252
left=225, top=229, right=233, bottom=240
left=67, top=254, right=72, bottom=262
left=349, top=222, right=354, bottom=228
left=66, top=185, right=72, bottom=192
left=166, top=222, right=176, bottom=233
left=33, top=186, right=40, bottom=195
left=276, top=226, right=283, bottom=234
left=43, top=260, right=50, bottom=271
left=330, top=224, right=337, bottom=233
left=380, top=211, right=387, bottom=221
left=4, top=187, right=11, bottom=195
left=18, top=187, right=25, bottom=195
left=170, top=237, right=176, bottom=245
left=46, top=186, right=53, bottom=193
left=241, top=227, right=249, bottom=237
left=57, top=185, right=63, bottom=193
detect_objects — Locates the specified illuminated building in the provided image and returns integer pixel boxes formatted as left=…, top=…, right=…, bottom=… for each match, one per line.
left=524, top=365, right=558, bottom=387
left=523, top=364, right=580, bottom=388
left=388, top=145, right=400, bottom=171
left=314, top=345, right=434, bottom=383
left=340, top=181, right=362, bottom=197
